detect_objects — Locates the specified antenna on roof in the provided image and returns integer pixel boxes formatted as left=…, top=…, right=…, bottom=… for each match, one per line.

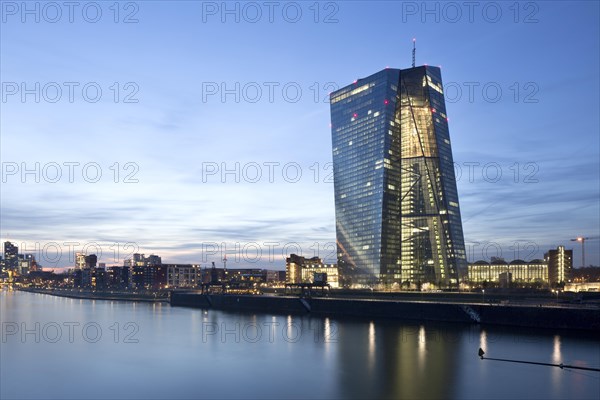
left=412, top=38, right=416, bottom=68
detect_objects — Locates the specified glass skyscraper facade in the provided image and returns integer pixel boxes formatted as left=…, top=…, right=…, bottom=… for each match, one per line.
left=330, top=66, right=466, bottom=288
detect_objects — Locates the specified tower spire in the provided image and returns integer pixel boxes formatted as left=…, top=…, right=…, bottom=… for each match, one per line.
left=412, top=38, right=416, bottom=68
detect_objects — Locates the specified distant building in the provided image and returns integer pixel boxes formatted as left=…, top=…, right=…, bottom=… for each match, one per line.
left=201, top=266, right=226, bottom=284
left=266, top=270, right=286, bottom=284
left=92, top=267, right=107, bottom=290
left=146, top=255, right=162, bottom=266
left=127, top=253, right=162, bottom=267
left=227, top=269, right=266, bottom=283
left=301, top=266, right=339, bottom=288
left=286, top=254, right=305, bottom=284
left=74, top=267, right=108, bottom=289
left=1, top=242, right=37, bottom=275
left=546, top=246, right=573, bottom=286
left=571, top=267, right=600, bottom=283
left=166, top=264, right=200, bottom=288
left=130, top=266, right=145, bottom=289
left=286, top=254, right=339, bottom=288
left=75, top=253, right=86, bottom=270
left=133, top=253, right=145, bottom=266
left=123, top=254, right=163, bottom=289
left=498, top=272, right=512, bottom=288
left=468, top=259, right=548, bottom=286
left=3, top=241, right=19, bottom=270
left=467, top=246, right=573, bottom=287
left=85, top=254, right=97, bottom=268
left=564, top=282, right=600, bottom=292
left=106, top=266, right=129, bottom=289
left=17, top=254, right=35, bottom=275
left=144, top=265, right=167, bottom=290
left=277, top=270, right=286, bottom=282
left=80, top=268, right=92, bottom=288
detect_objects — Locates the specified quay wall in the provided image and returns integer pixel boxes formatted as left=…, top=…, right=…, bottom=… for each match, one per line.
left=170, top=292, right=600, bottom=331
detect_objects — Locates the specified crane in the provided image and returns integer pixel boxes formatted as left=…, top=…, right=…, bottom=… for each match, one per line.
left=570, top=236, right=600, bottom=268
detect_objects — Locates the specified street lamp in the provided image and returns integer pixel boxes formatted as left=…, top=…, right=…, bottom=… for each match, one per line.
left=482, top=289, right=485, bottom=303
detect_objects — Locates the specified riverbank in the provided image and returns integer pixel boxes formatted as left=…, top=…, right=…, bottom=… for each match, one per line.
left=17, top=287, right=169, bottom=302
left=16, top=287, right=600, bottom=331
left=171, top=292, right=600, bottom=332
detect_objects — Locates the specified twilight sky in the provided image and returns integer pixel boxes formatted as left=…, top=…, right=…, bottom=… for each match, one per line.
left=1, top=1, right=599, bottom=270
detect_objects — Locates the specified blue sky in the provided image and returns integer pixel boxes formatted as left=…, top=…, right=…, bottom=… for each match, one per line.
left=1, top=1, right=599, bottom=269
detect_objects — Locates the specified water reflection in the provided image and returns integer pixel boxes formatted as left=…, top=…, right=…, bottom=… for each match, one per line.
left=418, top=325, right=426, bottom=370
left=552, top=335, right=562, bottom=364
left=480, top=329, right=488, bottom=354
left=368, top=321, right=376, bottom=373
left=324, top=317, right=332, bottom=354
left=335, top=320, right=462, bottom=399
left=2, top=291, right=599, bottom=400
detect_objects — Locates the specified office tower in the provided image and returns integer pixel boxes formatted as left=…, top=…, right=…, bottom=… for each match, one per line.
left=85, top=254, right=98, bottom=268
left=330, top=66, right=466, bottom=288
left=75, top=252, right=86, bottom=269
left=146, top=254, right=162, bottom=266
left=3, top=241, right=19, bottom=270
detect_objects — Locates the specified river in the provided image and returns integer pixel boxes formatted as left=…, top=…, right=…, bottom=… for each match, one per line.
left=1, top=290, right=598, bottom=399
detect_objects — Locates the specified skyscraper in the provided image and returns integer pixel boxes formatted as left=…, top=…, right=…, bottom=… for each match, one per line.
left=75, top=252, right=86, bottom=270
left=330, top=66, right=466, bottom=288
left=3, top=241, right=19, bottom=270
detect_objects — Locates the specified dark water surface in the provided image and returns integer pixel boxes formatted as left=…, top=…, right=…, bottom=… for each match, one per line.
left=1, top=290, right=598, bottom=399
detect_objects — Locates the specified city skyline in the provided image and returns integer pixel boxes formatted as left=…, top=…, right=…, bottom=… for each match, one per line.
left=1, top=2, right=599, bottom=269
left=2, top=4, right=599, bottom=400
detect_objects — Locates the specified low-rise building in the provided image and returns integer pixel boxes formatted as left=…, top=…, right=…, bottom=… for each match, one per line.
left=468, top=259, right=548, bottom=286
left=166, top=264, right=200, bottom=288
left=227, top=268, right=266, bottom=283
left=266, top=270, right=286, bottom=284
left=564, top=282, right=600, bottom=292
left=467, top=246, right=573, bottom=288
left=286, top=254, right=339, bottom=288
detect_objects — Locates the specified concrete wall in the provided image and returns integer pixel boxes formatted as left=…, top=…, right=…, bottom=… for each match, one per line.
left=170, top=292, right=600, bottom=331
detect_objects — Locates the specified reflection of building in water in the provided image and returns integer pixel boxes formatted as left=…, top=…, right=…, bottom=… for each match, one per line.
left=335, top=320, right=461, bottom=399
left=479, top=330, right=488, bottom=354
left=552, top=335, right=561, bottom=365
